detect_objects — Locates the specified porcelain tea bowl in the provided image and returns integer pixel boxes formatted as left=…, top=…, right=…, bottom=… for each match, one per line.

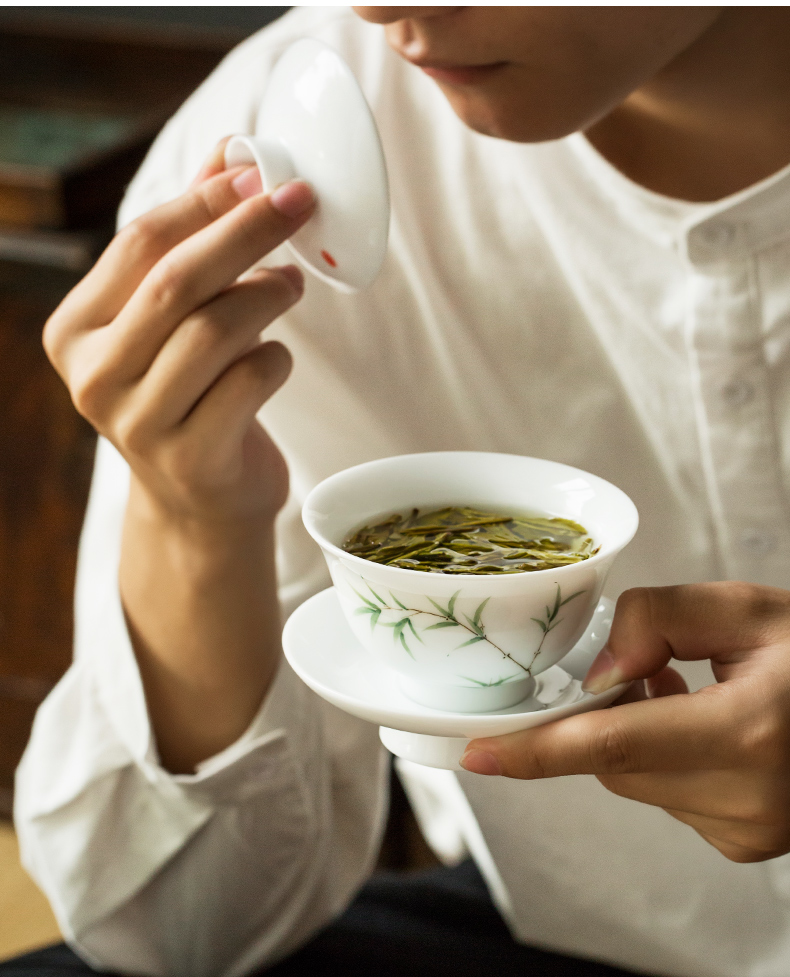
left=302, top=452, right=638, bottom=713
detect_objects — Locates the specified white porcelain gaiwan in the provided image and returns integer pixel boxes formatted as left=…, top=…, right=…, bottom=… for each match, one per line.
left=225, top=38, right=389, bottom=293
left=303, top=452, right=638, bottom=713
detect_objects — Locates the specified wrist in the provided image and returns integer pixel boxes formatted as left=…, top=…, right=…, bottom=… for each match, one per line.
left=119, top=474, right=283, bottom=773
left=125, top=474, right=278, bottom=556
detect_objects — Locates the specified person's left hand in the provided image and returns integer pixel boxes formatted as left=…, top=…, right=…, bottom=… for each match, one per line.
left=460, top=582, right=790, bottom=863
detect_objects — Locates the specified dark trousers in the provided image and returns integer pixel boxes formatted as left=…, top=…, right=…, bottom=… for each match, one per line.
left=2, top=861, right=642, bottom=977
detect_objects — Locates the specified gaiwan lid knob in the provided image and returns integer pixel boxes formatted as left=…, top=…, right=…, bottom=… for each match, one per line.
left=225, top=38, right=390, bottom=293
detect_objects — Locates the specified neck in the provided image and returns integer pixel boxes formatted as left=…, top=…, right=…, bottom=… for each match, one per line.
left=586, top=8, right=790, bottom=202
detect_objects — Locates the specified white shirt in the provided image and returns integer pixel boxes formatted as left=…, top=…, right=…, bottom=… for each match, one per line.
left=15, top=8, right=790, bottom=977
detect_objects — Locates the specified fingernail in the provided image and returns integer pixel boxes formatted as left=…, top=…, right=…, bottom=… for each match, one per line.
left=270, top=180, right=315, bottom=218
left=232, top=166, right=263, bottom=200
left=277, top=264, right=304, bottom=294
left=460, top=749, right=501, bottom=776
left=582, top=647, right=625, bottom=695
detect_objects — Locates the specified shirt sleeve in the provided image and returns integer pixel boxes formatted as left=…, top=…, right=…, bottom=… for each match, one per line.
left=13, top=12, right=391, bottom=976
left=14, top=436, right=388, bottom=977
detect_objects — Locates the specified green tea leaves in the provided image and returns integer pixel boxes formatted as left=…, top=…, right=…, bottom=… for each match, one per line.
left=343, top=506, right=596, bottom=575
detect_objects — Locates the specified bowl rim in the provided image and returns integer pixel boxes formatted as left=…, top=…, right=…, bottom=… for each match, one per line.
left=302, top=451, right=639, bottom=583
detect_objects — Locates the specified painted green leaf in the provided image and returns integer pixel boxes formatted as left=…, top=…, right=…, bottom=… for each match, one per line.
left=406, top=618, right=423, bottom=643
left=383, top=617, right=410, bottom=638
left=425, top=621, right=459, bottom=630
left=472, top=597, right=490, bottom=628
left=448, top=591, right=460, bottom=617
left=462, top=615, right=485, bottom=637
left=399, top=631, right=415, bottom=659
left=458, top=635, right=486, bottom=648
left=427, top=596, right=451, bottom=618
left=460, top=675, right=488, bottom=687
left=531, top=617, right=548, bottom=632
left=551, top=584, right=562, bottom=621
left=560, top=590, right=584, bottom=607
left=367, top=584, right=386, bottom=605
left=458, top=673, right=515, bottom=688
left=390, top=592, right=409, bottom=610
left=351, top=587, right=379, bottom=611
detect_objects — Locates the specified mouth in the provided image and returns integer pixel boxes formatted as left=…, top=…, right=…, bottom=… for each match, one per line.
left=407, top=59, right=507, bottom=86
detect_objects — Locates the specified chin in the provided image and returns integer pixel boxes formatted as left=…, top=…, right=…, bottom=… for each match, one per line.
left=440, top=87, right=592, bottom=144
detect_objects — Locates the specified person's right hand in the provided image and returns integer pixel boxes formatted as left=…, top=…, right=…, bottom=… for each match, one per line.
left=44, top=143, right=315, bottom=526
left=42, top=144, right=317, bottom=771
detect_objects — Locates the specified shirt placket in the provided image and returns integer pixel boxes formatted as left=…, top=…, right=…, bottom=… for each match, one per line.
left=684, top=218, right=790, bottom=586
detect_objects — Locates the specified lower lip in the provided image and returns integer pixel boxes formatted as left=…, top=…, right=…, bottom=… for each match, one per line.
left=420, top=63, right=505, bottom=86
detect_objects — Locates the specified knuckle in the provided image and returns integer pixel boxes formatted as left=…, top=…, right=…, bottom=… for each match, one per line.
left=120, top=213, right=168, bottom=262
left=113, top=412, right=149, bottom=457
left=192, top=179, right=228, bottom=225
left=720, top=580, right=790, bottom=626
left=148, top=252, right=191, bottom=312
left=184, top=310, right=232, bottom=358
left=233, top=342, right=292, bottom=394
left=42, top=309, right=65, bottom=365
left=611, top=587, right=653, bottom=635
left=589, top=722, right=637, bottom=775
left=730, top=581, right=772, bottom=618
left=234, top=196, right=283, bottom=252
left=739, top=709, right=790, bottom=769
left=236, top=356, right=265, bottom=390
left=70, top=362, right=112, bottom=422
left=236, top=352, right=271, bottom=391
left=43, top=291, right=84, bottom=368
left=262, top=268, right=302, bottom=307
left=616, top=587, right=650, bottom=615
left=520, top=749, right=548, bottom=780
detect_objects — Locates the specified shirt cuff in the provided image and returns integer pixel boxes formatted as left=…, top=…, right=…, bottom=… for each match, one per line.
left=78, top=440, right=317, bottom=803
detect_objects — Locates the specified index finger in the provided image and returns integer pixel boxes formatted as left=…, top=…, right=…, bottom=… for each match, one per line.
left=583, top=583, right=790, bottom=697
left=461, top=684, right=732, bottom=779
left=52, top=163, right=264, bottom=334
left=107, top=178, right=313, bottom=379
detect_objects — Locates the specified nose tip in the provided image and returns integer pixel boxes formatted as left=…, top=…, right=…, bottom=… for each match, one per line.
left=353, top=7, right=458, bottom=24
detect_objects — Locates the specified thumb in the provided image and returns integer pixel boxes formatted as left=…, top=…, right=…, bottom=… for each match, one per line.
left=582, top=582, right=789, bottom=695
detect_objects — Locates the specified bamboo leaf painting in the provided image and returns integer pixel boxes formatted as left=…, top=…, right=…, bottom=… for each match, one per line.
left=348, top=578, right=586, bottom=685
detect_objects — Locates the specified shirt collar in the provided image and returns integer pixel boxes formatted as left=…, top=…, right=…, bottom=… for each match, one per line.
left=566, top=132, right=790, bottom=266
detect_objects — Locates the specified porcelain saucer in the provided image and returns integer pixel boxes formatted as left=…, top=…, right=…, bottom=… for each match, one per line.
left=282, top=588, right=626, bottom=769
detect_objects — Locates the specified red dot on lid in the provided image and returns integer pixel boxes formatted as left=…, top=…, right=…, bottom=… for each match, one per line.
left=321, top=249, right=337, bottom=268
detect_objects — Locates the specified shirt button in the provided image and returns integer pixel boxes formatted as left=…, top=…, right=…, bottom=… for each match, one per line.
left=738, top=529, right=777, bottom=555
left=699, top=221, right=739, bottom=249
left=720, top=379, right=755, bottom=408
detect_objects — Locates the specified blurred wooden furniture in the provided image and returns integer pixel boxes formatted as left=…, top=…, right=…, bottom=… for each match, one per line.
left=0, top=16, right=258, bottom=816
